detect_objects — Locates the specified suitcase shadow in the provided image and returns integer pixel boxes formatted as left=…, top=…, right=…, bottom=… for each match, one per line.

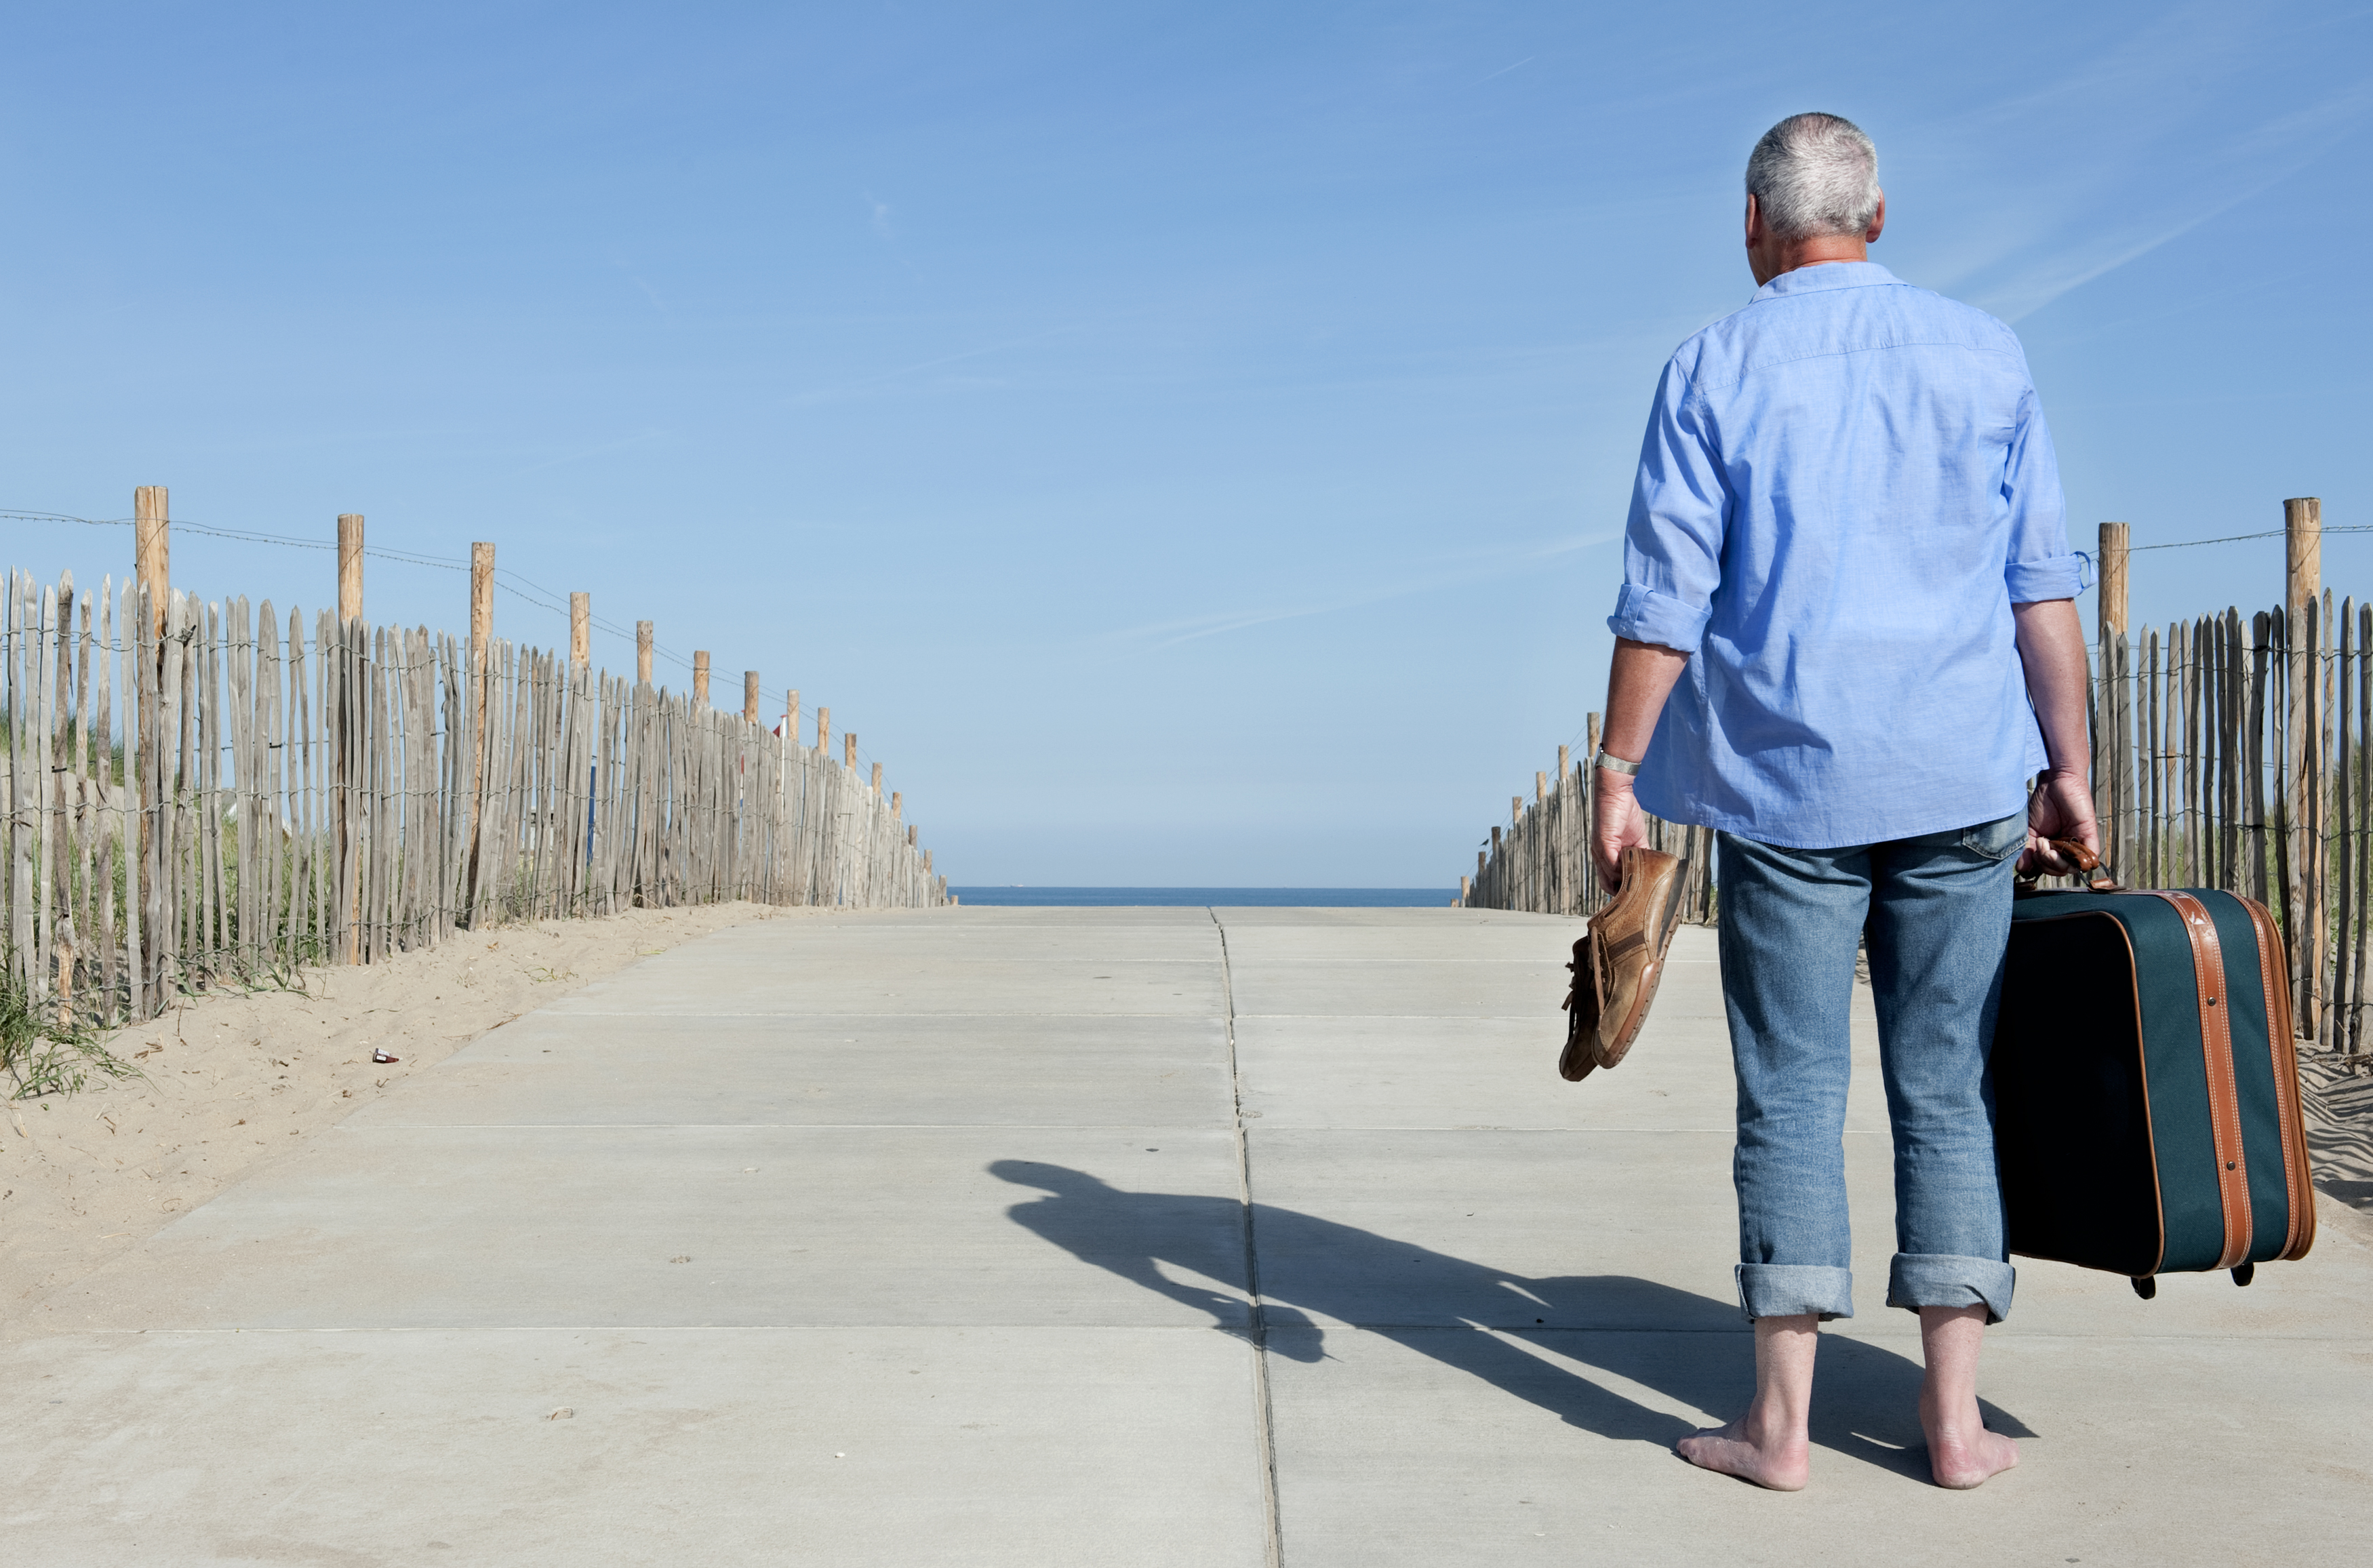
left=993, top=1160, right=2034, bottom=1478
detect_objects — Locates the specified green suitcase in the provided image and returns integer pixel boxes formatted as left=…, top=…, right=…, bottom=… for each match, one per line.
left=1993, top=877, right=2317, bottom=1298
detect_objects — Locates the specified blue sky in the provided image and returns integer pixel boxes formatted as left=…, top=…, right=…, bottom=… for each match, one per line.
left=4, top=2, right=2370, bottom=885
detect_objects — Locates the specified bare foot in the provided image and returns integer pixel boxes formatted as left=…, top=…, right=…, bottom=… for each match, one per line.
left=1677, top=1417, right=1811, bottom=1491
left=1921, top=1392, right=2018, bottom=1490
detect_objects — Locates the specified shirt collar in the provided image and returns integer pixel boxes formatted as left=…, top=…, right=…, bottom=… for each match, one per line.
left=1754, top=260, right=1900, bottom=300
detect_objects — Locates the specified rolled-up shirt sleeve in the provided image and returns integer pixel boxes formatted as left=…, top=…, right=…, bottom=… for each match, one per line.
left=1609, top=359, right=1727, bottom=654
left=2000, top=380, right=2091, bottom=603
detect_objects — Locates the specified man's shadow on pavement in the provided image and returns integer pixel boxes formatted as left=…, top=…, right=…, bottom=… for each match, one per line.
left=991, top=1160, right=2033, bottom=1479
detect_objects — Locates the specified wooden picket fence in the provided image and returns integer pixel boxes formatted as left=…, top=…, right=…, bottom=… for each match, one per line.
left=2095, top=591, right=2367, bottom=1062
left=1, top=568, right=944, bottom=1030
left=1458, top=731, right=1717, bottom=927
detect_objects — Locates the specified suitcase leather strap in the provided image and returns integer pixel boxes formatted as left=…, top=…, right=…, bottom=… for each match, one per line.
left=2238, top=900, right=2317, bottom=1261
left=2141, top=891, right=2255, bottom=1270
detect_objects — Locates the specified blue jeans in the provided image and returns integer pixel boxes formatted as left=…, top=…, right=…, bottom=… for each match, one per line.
left=1716, top=814, right=2022, bottom=1324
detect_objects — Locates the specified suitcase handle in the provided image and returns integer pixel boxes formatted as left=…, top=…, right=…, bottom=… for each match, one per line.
left=2017, top=837, right=2120, bottom=892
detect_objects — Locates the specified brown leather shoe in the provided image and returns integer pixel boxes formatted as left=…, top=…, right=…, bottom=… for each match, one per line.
left=1583, top=847, right=1686, bottom=1071
left=1559, top=930, right=1603, bottom=1081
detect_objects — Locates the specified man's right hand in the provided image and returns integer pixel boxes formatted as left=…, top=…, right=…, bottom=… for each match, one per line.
left=1594, top=772, right=1649, bottom=891
left=2021, top=769, right=2100, bottom=879
left=1591, top=639, right=1692, bottom=893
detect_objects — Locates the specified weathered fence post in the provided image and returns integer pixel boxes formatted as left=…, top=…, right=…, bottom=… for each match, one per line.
left=1555, top=744, right=1572, bottom=914
left=1585, top=712, right=1603, bottom=910
left=130, top=491, right=170, bottom=947
left=816, top=705, right=830, bottom=759
left=337, top=515, right=364, bottom=623
left=471, top=544, right=496, bottom=651
left=465, top=543, right=495, bottom=914
left=2288, top=498, right=2322, bottom=1036
left=334, top=515, right=364, bottom=963
left=2322, top=583, right=2338, bottom=1045
left=135, top=487, right=170, bottom=636
left=2338, top=596, right=2357, bottom=1057
left=2098, top=523, right=2129, bottom=634
left=2098, top=523, right=2132, bottom=878
left=636, top=621, right=654, bottom=685
left=2355, top=599, right=2372, bottom=1063
left=743, top=671, right=760, bottom=725
left=693, top=650, right=710, bottom=706
left=570, top=593, right=591, bottom=668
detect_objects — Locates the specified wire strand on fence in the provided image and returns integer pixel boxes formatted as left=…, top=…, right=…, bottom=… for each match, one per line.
left=9, top=508, right=707, bottom=670
left=1, top=507, right=903, bottom=773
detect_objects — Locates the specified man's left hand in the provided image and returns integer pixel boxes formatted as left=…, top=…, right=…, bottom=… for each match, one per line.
left=2020, top=768, right=2100, bottom=879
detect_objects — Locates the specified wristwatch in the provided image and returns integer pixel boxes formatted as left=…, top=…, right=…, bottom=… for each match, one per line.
left=1593, top=750, right=1641, bottom=776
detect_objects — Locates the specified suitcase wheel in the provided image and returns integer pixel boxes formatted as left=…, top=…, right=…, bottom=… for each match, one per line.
left=2231, top=1262, right=2255, bottom=1288
left=2131, top=1276, right=2157, bottom=1300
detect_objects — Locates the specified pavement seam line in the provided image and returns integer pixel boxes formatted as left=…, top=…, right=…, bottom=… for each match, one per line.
left=1212, top=906, right=1285, bottom=1568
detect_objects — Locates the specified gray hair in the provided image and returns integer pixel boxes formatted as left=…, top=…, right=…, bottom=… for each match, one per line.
left=1745, top=113, right=1880, bottom=240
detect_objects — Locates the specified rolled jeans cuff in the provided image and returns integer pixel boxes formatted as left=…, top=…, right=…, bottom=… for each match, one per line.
left=1886, top=1253, right=2016, bottom=1325
left=1735, top=1263, right=1853, bottom=1322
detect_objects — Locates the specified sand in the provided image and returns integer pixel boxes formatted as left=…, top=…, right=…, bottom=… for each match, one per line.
left=2305, top=1049, right=2373, bottom=1220
left=1, top=902, right=810, bottom=1309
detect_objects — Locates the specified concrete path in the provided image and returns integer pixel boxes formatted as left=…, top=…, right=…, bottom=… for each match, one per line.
left=11, top=907, right=2372, bottom=1565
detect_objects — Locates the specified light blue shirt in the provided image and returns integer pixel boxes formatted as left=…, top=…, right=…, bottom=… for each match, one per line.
left=1609, top=261, right=2088, bottom=849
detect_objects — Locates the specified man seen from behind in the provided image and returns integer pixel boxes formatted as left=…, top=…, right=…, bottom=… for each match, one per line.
left=1590, top=112, right=2101, bottom=1491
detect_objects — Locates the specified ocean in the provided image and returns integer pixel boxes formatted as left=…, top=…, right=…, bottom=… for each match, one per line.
left=945, top=887, right=1456, bottom=908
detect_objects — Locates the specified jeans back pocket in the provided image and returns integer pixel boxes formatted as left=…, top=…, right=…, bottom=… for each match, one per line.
left=1961, top=812, right=2028, bottom=862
